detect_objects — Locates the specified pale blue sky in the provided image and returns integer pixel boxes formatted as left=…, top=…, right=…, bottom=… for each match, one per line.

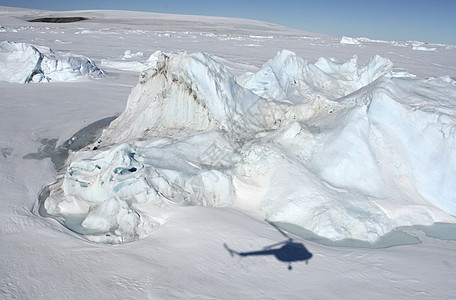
left=2, top=0, right=455, bottom=44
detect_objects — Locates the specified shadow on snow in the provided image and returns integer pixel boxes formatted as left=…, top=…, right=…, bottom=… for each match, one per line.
left=224, top=224, right=313, bottom=270
left=23, top=116, right=117, bottom=171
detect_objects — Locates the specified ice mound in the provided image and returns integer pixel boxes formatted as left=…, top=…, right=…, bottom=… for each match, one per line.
left=340, top=36, right=361, bottom=45
left=122, top=50, right=144, bottom=59
left=44, top=132, right=236, bottom=243
left=42, top=50, right=456, bottom=243
left=96, top=51, right=283, bottom=146
left=257, top=77, right=456, bottom=241
left=241, top=49, right=392, bottom=104
left=0, top=41, right=104, bottom=83
left=43, top=51, right=283, bottom=243
left=412, top=46, right=437, bottom=52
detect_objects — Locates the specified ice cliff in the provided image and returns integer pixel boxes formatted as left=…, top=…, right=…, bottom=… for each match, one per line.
left=42, top=50, right=456, bottom=243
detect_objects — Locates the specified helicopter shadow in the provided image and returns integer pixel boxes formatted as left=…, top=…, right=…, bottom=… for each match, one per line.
left=224, top=224, right=313, bottom=270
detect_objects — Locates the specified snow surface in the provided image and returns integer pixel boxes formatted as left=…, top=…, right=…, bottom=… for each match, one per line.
left=0, top=41, right=104, bottom=83
left=1, top=6, right=456, bottom=299
left=101, top=50, right=159, bottom=73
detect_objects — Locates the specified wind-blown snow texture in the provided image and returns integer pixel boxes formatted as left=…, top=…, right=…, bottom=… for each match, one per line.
left=0, top=41, right=104, bottom=83
left=43, top=49, right=456, bottom=243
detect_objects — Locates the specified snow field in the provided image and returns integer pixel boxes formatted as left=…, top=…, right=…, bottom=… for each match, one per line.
left=1, top=7, right=456, bottom=299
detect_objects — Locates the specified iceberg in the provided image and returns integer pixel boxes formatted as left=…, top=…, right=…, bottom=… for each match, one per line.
left=42, top=50, right=456, bottom=243
left=340, top=36, right=361, bottom=45
left=0, top=41, right=105, bottom=83
left=240, top=49, right=392, bottom=104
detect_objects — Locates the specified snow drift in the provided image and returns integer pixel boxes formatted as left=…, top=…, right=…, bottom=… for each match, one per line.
left=42, top=50, right=456, bottom=243
left=0, top=41, right=104, bottom=83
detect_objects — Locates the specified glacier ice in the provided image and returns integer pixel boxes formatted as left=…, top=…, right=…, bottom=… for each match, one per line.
left=0, top=41, right=105, bottom=83
left=240, top=49, right=392, bottom=104
left=42, top=49, right=456, bottom=243
left=340, top=36, right=361, bottom=45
